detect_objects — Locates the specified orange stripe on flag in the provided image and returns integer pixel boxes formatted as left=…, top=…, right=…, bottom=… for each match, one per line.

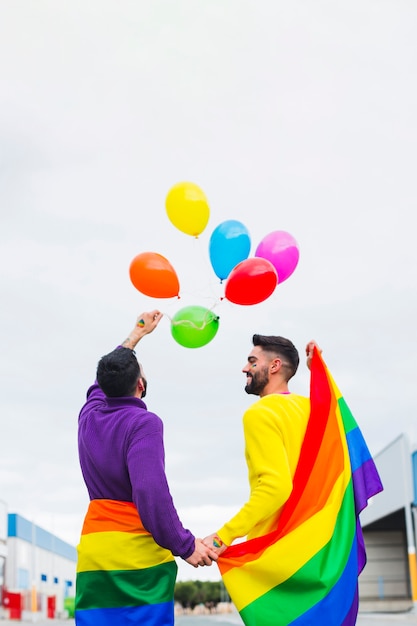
left=81, top=499, right=148, bottom=535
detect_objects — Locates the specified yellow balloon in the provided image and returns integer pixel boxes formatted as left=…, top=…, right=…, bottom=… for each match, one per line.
left=165, top=182, right=210, bottom=237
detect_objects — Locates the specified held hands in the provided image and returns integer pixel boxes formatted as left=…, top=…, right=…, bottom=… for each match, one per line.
left=122, top=310, right=163, bottom=350
left=202, top=533, right=228, bottom=557
left=185, top=538, right=219, bottom=568
left=305, top=340, right=322, bottom=370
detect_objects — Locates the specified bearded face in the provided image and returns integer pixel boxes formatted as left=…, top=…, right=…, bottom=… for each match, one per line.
left=244, top=363, right=270, bottom=396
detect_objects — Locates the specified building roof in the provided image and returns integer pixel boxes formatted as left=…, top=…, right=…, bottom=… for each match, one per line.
left=8, top=514, right=76, bottom=562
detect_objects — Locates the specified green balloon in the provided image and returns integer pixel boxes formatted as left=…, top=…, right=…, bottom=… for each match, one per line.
left=171, top=305, right=220, bottom=348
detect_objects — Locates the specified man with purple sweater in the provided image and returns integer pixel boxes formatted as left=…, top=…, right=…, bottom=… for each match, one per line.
left=75, top=310, right=217, bottom=626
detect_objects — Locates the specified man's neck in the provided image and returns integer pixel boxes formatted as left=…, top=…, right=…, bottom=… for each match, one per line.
left=259, top=381, right=289, bottom=398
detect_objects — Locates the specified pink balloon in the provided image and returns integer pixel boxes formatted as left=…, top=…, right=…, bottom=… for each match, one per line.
left=255, top=231, right=299, bottom=283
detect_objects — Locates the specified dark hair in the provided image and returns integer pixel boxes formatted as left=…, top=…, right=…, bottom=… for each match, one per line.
left=96, top=347, right=140, bottom=397
left=252, top=334, right=299, bottom=381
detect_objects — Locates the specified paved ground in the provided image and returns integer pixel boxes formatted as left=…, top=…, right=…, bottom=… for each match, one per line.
left=0, top=615, right=415, bottom=625
left=0, top=611, right=416, bottom=625
left=358, top=613, right=417, bottom=625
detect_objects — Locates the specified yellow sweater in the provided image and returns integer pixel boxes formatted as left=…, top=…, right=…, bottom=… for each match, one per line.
left=217, top=393, right=310, bottom=546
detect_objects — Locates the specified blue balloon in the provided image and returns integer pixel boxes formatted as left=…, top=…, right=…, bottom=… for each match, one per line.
left=209, top=220, right=251, bottom=281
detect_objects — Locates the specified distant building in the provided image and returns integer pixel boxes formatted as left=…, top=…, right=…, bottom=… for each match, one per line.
left=0, top=500, right=7, bottom=615
left=3, top=513, right=76, bottom=620
left=359, top=433, right=417, bottom=613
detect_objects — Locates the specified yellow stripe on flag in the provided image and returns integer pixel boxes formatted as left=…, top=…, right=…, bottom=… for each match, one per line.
left=77, top=529, right=174, bottom=573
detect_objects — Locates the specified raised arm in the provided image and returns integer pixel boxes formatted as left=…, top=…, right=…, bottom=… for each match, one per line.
left=121, top=310, right=164, bottom=350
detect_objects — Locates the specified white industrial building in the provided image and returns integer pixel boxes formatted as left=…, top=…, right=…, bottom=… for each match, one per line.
left=1, top=511, right=76, bottom=620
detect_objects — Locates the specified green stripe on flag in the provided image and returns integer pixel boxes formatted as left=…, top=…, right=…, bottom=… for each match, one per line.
left=338, top=397, right=358, bottom=434
left=76, top=560, right=177, bottom=610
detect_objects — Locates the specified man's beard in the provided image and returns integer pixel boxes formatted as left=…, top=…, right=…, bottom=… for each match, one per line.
left=245, top=367, right=269, bottom=396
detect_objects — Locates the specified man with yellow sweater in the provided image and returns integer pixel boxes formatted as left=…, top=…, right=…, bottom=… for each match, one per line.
left=204, top=334, right=318, bottom=552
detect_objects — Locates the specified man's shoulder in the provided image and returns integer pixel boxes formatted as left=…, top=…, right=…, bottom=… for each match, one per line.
left=125, top=407, right=163, bottom=435
left=255, top=393, right=309, bottom=408
left=244, top=394, right=310, bottom=422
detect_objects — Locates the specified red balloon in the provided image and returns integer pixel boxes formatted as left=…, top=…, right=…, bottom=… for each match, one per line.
left=129, top=252, right=180, bottom=298
left=224, top=257, right=278, bottom=305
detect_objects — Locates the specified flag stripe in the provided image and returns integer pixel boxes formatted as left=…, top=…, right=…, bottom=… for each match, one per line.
left=346, top=427, right=372, bottom=474
left=75, top=601, right=175, bottom=626
left=76, top=562, right=177, bottom=610
left=77, top=529, right=174, bottom=572
left=80, top=499, right=147, bottom=535
left=338, top=396, right=359, bottom=434
left=352, top=458, right=383, bottom=514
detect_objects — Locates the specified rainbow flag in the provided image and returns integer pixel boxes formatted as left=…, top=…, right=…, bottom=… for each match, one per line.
left=75, top=499, right=177, bottom=626
left=218, top=349, right=383, bottom=626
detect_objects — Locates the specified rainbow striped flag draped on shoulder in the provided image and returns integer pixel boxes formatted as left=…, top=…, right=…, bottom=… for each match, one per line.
left=217, top=349, right=383, bottom=626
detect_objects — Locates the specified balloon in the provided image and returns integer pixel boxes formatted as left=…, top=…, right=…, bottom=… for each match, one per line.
left=129, top=252, right=180, bottom=298
left=255, top=230, right=300, bottom=283
left=171, top=305, right=219, bottom=348
left=225, top=258, right=278, bottom=305
left=209, top=220, right=251, bottom=281
left=165, top=182, right=210, bottom=237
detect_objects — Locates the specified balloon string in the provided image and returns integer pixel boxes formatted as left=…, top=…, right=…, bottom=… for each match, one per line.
left=163, top=305, right=220, bottom=330
left=189, top=235, right=225, bottom=301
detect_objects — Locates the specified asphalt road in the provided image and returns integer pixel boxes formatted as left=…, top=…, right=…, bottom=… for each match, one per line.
left=358, top=613, right=417, bottom=625
left=0, top=613, right=417, bottom=626
left=0, top=612, right=416, bottom=625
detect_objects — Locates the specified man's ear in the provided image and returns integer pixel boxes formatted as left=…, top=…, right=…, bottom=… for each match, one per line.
left=271, top=358, right=280, bottom=372
left=137, top=377, right=145, bottom=394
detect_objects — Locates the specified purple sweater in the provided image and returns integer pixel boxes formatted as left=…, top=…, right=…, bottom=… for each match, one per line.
left=78, top=375, right=195, bottom=560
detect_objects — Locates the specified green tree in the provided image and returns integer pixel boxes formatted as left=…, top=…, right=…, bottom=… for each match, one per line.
left=174, top=580, right=223, bottom=609
left=174, top=581, right=198, bottom=608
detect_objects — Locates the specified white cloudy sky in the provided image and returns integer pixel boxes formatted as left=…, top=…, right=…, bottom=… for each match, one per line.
left=0, top=1, right=416, bottom=582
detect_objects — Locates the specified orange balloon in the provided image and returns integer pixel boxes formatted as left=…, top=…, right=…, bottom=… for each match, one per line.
left=129, top=252, right=180, bottom=298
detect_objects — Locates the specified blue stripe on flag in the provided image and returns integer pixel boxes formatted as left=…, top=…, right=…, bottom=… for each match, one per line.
left=289, top=531, right=358, bottom=626
left=346, top=427, right=372, bottom=473
left=75, top=601, right=175, bottom=626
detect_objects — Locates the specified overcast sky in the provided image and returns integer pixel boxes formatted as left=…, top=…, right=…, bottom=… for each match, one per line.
left=0, top=1, right=416, bottom=582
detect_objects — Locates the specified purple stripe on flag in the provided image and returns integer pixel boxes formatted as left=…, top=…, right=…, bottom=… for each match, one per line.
left=352, top=457, right=383, bottom=516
